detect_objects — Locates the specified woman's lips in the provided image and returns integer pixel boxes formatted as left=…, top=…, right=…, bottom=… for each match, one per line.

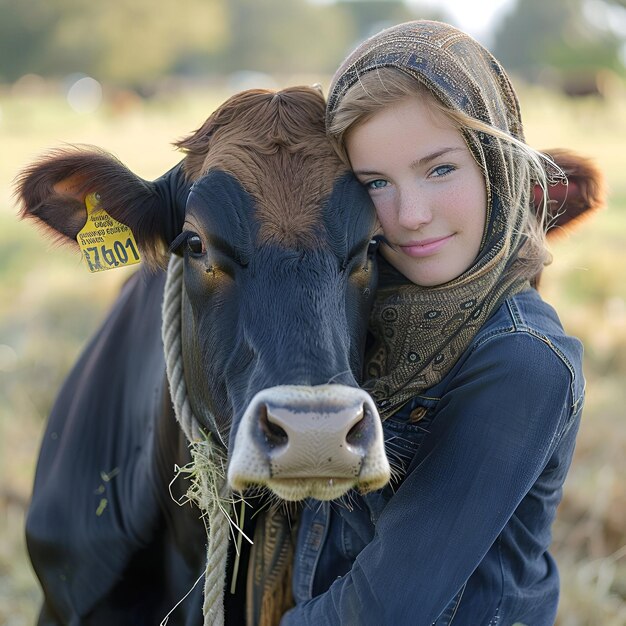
left=399, top=235, right=454, bottom=258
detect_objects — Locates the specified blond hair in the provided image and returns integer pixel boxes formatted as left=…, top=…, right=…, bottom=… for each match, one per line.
left=327, top=67, right=555, bottom=279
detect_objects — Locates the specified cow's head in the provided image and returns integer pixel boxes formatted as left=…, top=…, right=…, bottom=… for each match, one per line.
left=16, top=86, right=390, bottom=501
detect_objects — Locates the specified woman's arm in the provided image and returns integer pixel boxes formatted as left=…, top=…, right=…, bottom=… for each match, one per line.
left=281, top=331, right=577, bottom=625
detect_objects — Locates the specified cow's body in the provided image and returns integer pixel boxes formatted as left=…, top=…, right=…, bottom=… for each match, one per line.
left=27, top=269, right=210, bottom=623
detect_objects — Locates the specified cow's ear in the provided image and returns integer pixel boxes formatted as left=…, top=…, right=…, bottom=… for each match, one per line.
left=534, top=148, right=605, bottom=238
left=15, top=146, right=189, bottom=267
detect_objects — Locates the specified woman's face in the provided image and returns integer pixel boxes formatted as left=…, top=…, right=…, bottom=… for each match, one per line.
left=345, top=96, right=487, bottom=287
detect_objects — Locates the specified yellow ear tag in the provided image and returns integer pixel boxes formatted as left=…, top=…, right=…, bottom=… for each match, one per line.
left=76, top=193, right=141, bottom=272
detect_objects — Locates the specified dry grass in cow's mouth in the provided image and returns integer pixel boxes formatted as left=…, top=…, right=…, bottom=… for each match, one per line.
left=172, top=437, right=253, bottom=547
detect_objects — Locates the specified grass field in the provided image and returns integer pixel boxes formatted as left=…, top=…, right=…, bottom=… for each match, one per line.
left=1, top=80, right=625, bottom=625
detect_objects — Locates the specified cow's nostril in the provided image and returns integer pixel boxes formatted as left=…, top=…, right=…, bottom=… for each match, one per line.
left=259, top=405, right=288, bottom=448
left=345, top=406, right=367, bottom=446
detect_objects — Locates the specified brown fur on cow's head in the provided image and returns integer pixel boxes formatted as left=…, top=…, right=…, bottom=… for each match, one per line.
left=176, top=87, right=345, bottom=248
left=14, top=86, right=346, bottom=266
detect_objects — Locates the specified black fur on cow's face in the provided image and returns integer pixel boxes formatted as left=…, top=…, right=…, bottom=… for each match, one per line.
left=173, top=168, right=379, bottom=449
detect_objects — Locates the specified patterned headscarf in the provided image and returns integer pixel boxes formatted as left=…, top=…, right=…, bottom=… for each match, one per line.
left=327, top=20, right=544, bottom=418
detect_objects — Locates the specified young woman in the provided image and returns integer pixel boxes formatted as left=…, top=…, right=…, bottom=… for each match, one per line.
left=280, top=20, right=600, bottom=626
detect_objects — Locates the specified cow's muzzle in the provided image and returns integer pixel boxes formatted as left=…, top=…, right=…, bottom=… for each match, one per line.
left=227, top=384, right=390, bottom=501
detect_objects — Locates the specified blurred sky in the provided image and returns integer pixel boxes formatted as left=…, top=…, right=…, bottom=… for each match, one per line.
left=409, top=0, right=515, bottom=43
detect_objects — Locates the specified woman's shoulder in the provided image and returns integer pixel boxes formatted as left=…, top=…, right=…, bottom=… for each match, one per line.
left=464, top=288, right=584, bottom=394
left=475, top=288, right=581, bottom=353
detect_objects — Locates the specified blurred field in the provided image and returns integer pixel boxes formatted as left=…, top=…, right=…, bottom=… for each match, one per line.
left=1, top=81, right=625, bottom=625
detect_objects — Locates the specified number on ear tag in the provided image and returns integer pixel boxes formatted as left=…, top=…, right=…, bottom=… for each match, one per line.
left=76, top=193, right=141, bottom=272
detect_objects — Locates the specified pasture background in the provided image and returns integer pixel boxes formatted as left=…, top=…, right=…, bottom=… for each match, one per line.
left=1, top=81, right=625, bottom=624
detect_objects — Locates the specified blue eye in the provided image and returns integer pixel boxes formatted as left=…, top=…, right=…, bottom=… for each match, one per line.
left=366, top=179, right=388, bottom=190
left=431, top=164, right=456, bottom=178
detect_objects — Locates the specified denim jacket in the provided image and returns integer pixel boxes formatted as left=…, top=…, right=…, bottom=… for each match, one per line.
left=281, top=288, right=584, bottom=626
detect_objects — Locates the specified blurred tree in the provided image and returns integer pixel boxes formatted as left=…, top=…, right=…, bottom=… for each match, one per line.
left=492, top=0, right=625, bottom=83
left=204, top=0, right=354, bottom=75
left=205, top=0, right=447, bottom=75
left=0, top=0, right=57, bottom=82
left=81, top=0, right=227, bottom=85
left=0, top=0, right=227, bottom=86
left=334, top=0, right=432, bottom=41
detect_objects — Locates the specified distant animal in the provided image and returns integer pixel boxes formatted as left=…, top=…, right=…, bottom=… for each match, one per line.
left=558, top=69, right=617, bottom=99
left=16, top=84, right=603, bottom=624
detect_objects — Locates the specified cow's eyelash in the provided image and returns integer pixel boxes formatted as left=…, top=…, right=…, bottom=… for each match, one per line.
left=169, top=230, right=194, bottom=253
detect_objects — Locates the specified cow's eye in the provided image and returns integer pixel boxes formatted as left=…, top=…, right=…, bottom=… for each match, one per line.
left=186, top=234, right=205, bottom=256
left=169, top=230, right=206, bottom=257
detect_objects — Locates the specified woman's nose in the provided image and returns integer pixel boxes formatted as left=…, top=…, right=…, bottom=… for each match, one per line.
left=397, top=189, right=432, bottom=229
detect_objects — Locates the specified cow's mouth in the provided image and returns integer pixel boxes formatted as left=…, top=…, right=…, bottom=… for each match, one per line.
left=231, top=474, right=389, bottom=502
left=266, top=477, right=357, bottom=501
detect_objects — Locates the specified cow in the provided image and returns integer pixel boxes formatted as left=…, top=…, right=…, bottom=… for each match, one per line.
left=16, top=84, right=603, bottom=625
left=16, top=86, right=386, bottom=625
